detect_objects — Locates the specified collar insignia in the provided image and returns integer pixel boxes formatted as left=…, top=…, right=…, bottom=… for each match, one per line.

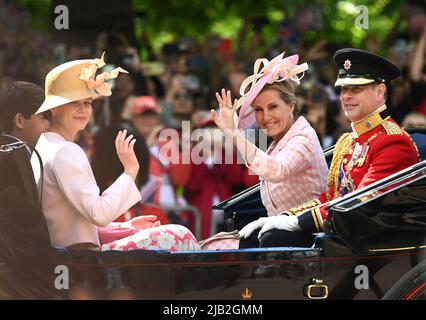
left=365, top=120, right=372, bottom=128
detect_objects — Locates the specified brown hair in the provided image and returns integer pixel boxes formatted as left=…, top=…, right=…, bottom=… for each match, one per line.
left=0, top=80, right=48, bottom=133
left=259, top=81, right=300, bottom=117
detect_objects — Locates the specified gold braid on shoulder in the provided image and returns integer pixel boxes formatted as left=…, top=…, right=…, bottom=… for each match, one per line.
left=327, top=132, right=355, bottom=201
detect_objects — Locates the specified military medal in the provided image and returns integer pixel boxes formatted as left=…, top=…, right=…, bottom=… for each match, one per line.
left=349, top=143, right=362, bottom=168
left=348, top=142, right=369, bottom=168
left=339, top=169, right=356, bottom=196
left=344, top=175, right=356, bottom=193
left=338, top=141, right=364, bottom=196
left=356, top=144, right=369, bottom=167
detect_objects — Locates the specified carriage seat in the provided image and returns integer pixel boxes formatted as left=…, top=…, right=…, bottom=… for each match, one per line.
left=409, top=130, right=426, bottom=161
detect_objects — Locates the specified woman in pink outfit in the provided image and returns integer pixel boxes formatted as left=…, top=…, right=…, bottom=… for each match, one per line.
left=211, top=52, right=328, bottom=248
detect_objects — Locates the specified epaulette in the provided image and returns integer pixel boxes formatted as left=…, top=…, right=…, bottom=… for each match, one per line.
left=382, top=120, right=403, bottom=135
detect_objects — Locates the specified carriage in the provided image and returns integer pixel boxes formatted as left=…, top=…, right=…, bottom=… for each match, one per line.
left=0, top=128, right=425, bottom=300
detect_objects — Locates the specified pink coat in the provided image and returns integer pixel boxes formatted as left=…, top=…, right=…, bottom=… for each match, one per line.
left=31, top=132, right=141, bottom=248
left=246, top=116, right=328, bottom=215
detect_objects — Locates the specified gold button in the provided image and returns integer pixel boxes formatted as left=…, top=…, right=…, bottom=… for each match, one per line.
left=343, top=159, right=348, bottom=164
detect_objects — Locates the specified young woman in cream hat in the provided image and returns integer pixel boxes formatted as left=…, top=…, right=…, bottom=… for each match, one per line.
left=31, top=54, right=199, bottom=251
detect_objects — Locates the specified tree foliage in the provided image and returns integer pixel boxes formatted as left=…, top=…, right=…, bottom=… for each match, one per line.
left=132, top=0, right=406, bottom=52
left=14, top=0, right=408, bottom=52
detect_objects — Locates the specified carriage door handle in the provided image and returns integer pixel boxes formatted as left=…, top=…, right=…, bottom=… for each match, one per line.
left=304, top=278, right=329, bottom=300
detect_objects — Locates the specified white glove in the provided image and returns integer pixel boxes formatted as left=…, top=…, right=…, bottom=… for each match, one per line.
left=238, top=217, right=269, bottom=239
left=258, top=215, right=301, bottom=239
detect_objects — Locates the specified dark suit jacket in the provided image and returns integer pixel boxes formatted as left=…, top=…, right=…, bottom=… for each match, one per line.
left=0, top=134, right=39, bottom=207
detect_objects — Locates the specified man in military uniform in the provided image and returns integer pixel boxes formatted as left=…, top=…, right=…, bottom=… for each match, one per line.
left=239, top=48, right=420, bottom=248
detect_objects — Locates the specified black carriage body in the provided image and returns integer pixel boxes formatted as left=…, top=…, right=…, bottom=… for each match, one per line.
left=2, top=239, right=422, bottom=300
left=1, top=129, right=426, bottom=300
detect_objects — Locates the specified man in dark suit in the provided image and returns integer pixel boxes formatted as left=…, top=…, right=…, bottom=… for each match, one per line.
left=0, top=81, right=49, bottom=147
left=0, top=81, right=49, bottom=205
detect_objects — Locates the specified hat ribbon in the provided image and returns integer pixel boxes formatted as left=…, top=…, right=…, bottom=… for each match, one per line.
left=79, top=52, right=128, bottom=96
left=236, top=52, right=308, bottom=122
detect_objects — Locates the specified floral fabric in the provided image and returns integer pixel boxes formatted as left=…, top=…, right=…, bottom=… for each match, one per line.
left=101, top=224, right=200, bottom=251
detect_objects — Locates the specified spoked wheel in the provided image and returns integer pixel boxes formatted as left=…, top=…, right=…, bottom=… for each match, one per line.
left=383, top=259, right=426, bottom=300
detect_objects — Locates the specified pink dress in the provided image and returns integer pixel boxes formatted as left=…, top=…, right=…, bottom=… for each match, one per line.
left=100, top=224, right=200, bottom=251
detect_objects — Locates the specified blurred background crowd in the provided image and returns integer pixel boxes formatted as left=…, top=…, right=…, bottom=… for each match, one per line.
left=0, top=0, right=425, bottom=239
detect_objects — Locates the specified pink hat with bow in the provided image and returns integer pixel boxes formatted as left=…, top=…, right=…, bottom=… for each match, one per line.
left=235, top=52, right=308, bottom=129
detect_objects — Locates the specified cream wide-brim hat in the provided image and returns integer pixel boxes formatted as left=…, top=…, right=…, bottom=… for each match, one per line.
left=35, top=59, right=100, bottom=115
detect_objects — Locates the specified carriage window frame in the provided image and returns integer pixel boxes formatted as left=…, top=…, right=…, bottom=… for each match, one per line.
left=212, top=183, right=260, bottom=210
left=331, top=161, right=426, bottom=212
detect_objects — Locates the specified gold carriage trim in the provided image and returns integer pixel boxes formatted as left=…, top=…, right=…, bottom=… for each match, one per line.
left=287, top=199, right=322, bottom=216
left=369, top=244, right=426, bottom=253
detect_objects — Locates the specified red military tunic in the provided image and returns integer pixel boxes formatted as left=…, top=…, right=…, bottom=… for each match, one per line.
left=292, top=106, right=420, bottom=234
